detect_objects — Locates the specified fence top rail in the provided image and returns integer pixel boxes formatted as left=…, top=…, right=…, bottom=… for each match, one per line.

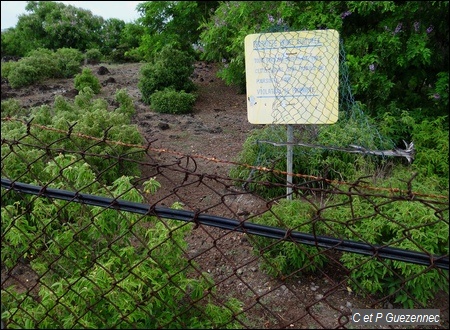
left=2, top=178, right=448, bottom=270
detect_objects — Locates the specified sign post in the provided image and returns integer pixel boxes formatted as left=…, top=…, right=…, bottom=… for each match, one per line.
left=244, top=30, right=339, bottom=199
left=286, top=124, right=294, bottom=200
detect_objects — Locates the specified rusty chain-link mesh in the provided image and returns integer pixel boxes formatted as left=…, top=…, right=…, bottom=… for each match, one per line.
left=1, top=119, right=449, bottom=329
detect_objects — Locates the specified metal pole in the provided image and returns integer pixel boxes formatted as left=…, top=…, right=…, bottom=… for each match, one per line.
left=287, top=124, right=294, bottom=200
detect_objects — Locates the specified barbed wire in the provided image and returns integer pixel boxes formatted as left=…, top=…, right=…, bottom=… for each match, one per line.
left=2, top=117, right=448, bottom=200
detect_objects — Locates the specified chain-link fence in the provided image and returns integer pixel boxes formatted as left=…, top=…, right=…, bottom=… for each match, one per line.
left=1, top=119, right=449, bottom=329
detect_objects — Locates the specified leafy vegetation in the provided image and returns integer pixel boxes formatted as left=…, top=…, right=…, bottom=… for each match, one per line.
left=84, top=48, right=103, bottom=64
left=140, top=44, right=197, bottom=98
left=229, top=113, right=401, bottom=199
left=138, top=44, right=197, bottom=110
left=74, top=68, right=102, bottom=94
left=1, top=47, right=83, bottom=88
left=150, top=88, right=197, bottom=114
left=135, top=1, right=219, bottom=61
left=323, top=171, right=449, bottom=308
left=1, top=86, right=142, bottom=186
left=2, top=1, right=447, bottom=127
left=1, top=86, right=243, bottom=328
left=249, top=199, right=329, bottom=276
left=1, top=1, right=104, bottom=56
left=199, top=1, right=449, bottom=124
left=248, top=176, right=448, bottom=308
left=1, top=157, right=243, bottom=328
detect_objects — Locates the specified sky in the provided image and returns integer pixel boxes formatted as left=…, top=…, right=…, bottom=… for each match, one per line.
left=1, top=1, right=146, bottom=30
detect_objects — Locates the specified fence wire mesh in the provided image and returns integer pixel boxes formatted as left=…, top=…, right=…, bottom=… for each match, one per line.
left=1, top=119, right=449, bottom=329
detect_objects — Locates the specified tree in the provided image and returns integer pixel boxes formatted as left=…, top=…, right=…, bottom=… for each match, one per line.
left=199, top=1, right=286, bottom=92
left=135, top=1, right=219, bottom=60
left=340, top=1, right=449, bottom=120
left=99, top=18, right=126, bottom=55
left=1, top=28, right=26, bottom=57
left=3, top=1, right=105, bottom=55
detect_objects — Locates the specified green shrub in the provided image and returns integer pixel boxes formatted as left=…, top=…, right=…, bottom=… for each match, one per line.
left=54, top=47, right=83, bottom=78
left=114, top=88, right=136, bottom=118
left=107, top=45, right=130, bottom=64
left=321, top=170, right=449, bottom=308
left=248, top=168, right=448, bottom=308
left=138, top=45, right=197, bottom=105
left=410, top=116, right=448, bottom=188
left=1, top=99, right=29, bottom=118
left=380, top=111, right=449, bottom=189
left=6, top=63, right=40, bottom=88
left=123, top=47, right=145, bottom=63
left=4, top=48, right=83, bottom=88
left=1, top=168, right=243, bottom=328
left=229, top=120, right=392, bottom=199
left=24, top=48, right=58, bottom=77
left=1, top=88, right=142, bottom=186
left=249, top=199, right=329, bottom=276
left=84, top=48, right=103, bottom=64
left=229, top=125, right=288, bottom=198
left=150, top=88, right=197, bottom=114
left=74, top=68, right=101, bottom=94
left=1, top=61, right=14, bottom=79
left=6, top=48, right=57, bottom=88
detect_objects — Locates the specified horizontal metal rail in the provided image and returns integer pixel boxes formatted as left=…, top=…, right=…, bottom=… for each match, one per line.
left=2, top=178, right=448, bottom=270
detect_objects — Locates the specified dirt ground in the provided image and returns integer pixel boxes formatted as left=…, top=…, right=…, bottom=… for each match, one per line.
left=1, top=61, right=448, bottom=329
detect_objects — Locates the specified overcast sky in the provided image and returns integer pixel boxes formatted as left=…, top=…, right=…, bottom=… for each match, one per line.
left=1, top=1, right=146, bottom=30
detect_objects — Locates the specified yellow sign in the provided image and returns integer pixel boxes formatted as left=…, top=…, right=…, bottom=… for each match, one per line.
left=244, top=30, right=339, bottom=124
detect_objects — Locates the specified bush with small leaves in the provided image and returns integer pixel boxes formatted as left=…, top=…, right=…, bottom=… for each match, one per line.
left=1, top=157, right=244, bottom=328
left=74, top=68, right=101, bottom=94
left=5, top=48, right=56, bottom=88
left=150, top=88, right=197, bottom=114
left=138, top=44, right=197, bottom=105
left=24, top=48, right=59, bottom=77
left=84, top=48, right=103, bottom=64
left=54, top=47, right=84, bottom=78
left=1, top=99, right=29, bottom=118
left=4, top=47, right=83, bottom=88
left=380, top=111, right=449, bottom=189
left=229, top=118, right=393, bottom=199
left=321, top=169, right=449, bottom=308
left=249, top=199, right=330, bottom=276
left=0, top=61, right=14, bottom=80
left=2, top=88, right=142, bottom=186
left=6, top=63, right=40, bottom=89
left=114, top=88, right=136, bottom=118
